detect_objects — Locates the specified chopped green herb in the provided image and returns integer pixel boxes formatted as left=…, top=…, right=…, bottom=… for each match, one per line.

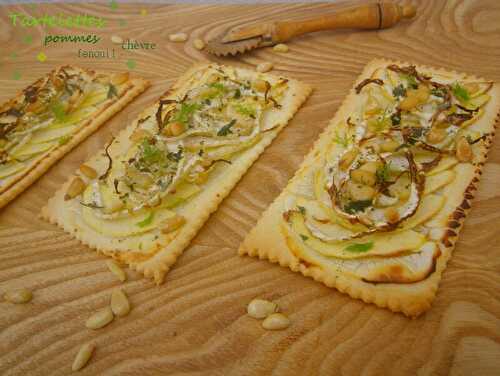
left=299, top=234, right=309, bottom=241
left=141, top=139, right=163, bottom=164
left=333, top=130, right=349, bottom=147
left=233, top=103, right=256, bottom=117
left=173, top=102, right=200, bottom=125
left=392, top=84, right=406, bottom=98
left=374, top=116, right=391, bottom=132
left=376, top=162, right=391, bottom=184
left=345, top=199, right=372, bottom=214
left=202, top=82, right=227, bottom=99
left=107, top=83, right=118, bottom=99
left=452, top=82, right=470, bottom=102
left=208, top=82, right=225, bottom=91
left=217, top=119, right=236, bottom=136
left=344, top=241, right=374, bottom=253
left=50, top=101, right=67, bottom=122
left=58, top=135, right=71, bottom=145
left=136, top=211, right=154, bottom=227
left=297, top=206, right=306, bottom=215
left=403, top=74, right=418, bottom=89
left=390, top=112, right=401, bottom=126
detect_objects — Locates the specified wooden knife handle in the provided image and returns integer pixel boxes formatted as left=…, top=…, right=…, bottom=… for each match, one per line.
left=274, top=1, right=416, bottom=42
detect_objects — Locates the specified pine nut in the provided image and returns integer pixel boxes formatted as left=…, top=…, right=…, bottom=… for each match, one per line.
left=347, top=181, right=376, bottom=201
left=110, top=289, right=131, bottom=317
left=79, top=164, right=97, bottom=179
left=456, top=136, right=472, bottom=162
left=247, top=298, right=278, bottom=319
left=72, top=343, right=95, bottom=372
left=256, top=62, right=273, bottom=73
left=161, top=214, right=186, bottom=234
left=169, top=32, right=188, bottom=42
left=193, top=38, right=205, bottom=50
left=426, top=127, right=447, bottom=144
left=252, top=79, right=270, bottom=93
left=359, top=161, right=380, bottom=174
left=106, top=260, right=126, bottom=282
left=85, top=307, right=114, bottom=330
left=262, top=313, right=290, bottom=330
left=4, top=288, right=32, bottom=304
left=380, top=139, right=399, bottom=152
left=111, top=35, right=123, bottom=44
left=384, top=207, right=400, bottom=223
left=164, top=122, right=185, bottom=137
left=416, top=85, right=430, bottom=102
left=273, top=43, right=289, bottom=53
left=351, top=169, right=376, bottom=186
left=110, top=72, right=129, bottom=86
left=64, top=177, right=86, bottom=200
left=339, top=149, right=358, bottom=171
left=400, top=85, right=429, bottom=110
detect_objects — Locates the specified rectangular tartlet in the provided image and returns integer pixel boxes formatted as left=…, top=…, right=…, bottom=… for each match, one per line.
left=42, top=63, right=312, bottom=283
left=239, top=59, right=499, bottom=317
left=0, top=65, right=149, bottom=209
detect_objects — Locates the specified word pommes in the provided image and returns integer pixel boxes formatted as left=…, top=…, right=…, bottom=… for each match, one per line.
left=9, top=13, right=105, bottom=28
left=44, top=34, right=100, bottom=46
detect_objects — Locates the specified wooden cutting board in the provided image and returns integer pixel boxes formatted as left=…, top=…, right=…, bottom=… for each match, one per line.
left=1, top=1, right=499, bottom=375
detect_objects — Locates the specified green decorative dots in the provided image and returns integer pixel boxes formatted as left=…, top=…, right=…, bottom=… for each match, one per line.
left=10, top=52, right=17, bottom=59
left=23, top=35, right=33, bottom=44
left=12, top=71, right=22, bottom=80
left=37, top=52, right=47, bottom=62
left=126, top=59, right=136, bottom=70
left=110, top=0, right=118, bottom=10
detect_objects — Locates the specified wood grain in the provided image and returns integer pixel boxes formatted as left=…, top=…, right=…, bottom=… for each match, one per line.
left=1, top=1, right=500, bottom=375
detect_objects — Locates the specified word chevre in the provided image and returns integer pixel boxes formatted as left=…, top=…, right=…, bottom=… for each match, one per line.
left=121, top=39, right=157, bottom=50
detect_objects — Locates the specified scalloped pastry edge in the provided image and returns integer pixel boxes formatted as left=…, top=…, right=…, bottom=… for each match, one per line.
left=0, top=65, right=150, bottom=209
left=41, top=63, right=312, bottom=284
left=238, top=58, right=500, bottom=318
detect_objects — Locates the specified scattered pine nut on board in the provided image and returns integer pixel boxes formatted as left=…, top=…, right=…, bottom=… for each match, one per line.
left=1, top=1, right=500, bottom=375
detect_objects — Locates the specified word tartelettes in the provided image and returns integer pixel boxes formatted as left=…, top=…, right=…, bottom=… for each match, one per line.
left=8, top=13, right=106, bottom=29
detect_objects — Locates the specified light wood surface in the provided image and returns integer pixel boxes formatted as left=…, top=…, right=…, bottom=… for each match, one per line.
left=1, top=1, right=500, bottom=375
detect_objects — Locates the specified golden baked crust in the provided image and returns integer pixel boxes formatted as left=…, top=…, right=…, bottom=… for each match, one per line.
left=239, top=59, right=499, bottom=317
left=0, top=65, right=149, bottom=209
left=42, top=63, right=312, bottom=284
